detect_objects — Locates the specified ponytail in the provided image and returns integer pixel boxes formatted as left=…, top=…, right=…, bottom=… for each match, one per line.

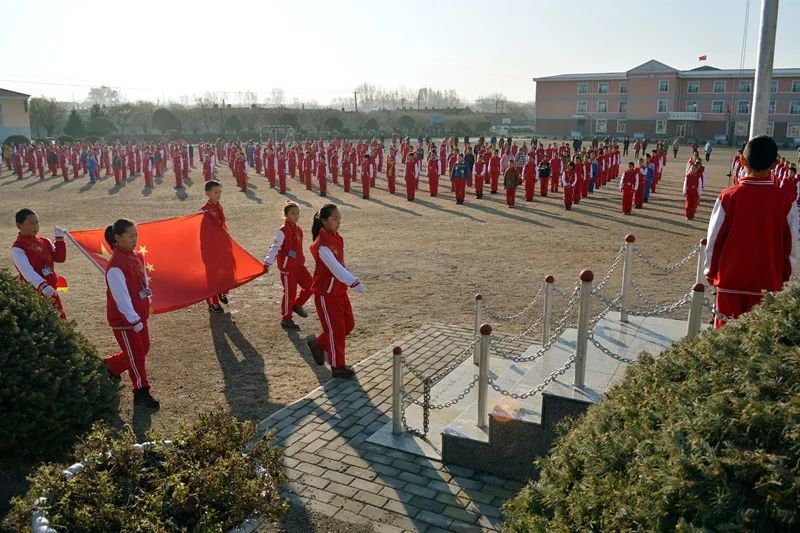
left=105, top=218, right=135, bottom=248
left=311, top=203, right=337, bottom=240
left=104, top=225, right=116, bottom=248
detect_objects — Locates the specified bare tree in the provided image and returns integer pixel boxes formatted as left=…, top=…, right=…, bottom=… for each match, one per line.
left=109, top=103, right=135, bottom=135
left=269, top=88, right=285, bottom=108
left=132, top=101, right=156, bottom=134
left=84, top=86, right=121, bottom=107
left=195, top=96, right=219, bottom=133
left=29, top=97, right=65, bottom=137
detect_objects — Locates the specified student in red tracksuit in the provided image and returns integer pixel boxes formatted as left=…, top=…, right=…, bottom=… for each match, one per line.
left=620, top=162, right=638, bottom=215
left=11, top=208, right=68, bottom=320
left=503, top=160, right=521, bottom=207
left=473, top=154, right=487, bottom=199
left=305, top=204, right=367, bottom=379
left=549, top=154, right=562, bottom=193
left=200, top=180, right=231, bottom=313
left=330, top=151, right=339, bottom=185
left=404, top=153, right=419, bottom=201
left=487, top=149, right=501, bottom=194
left=634, top=158, right=647, bottom=208
left=520, top=155, right=536, bottom=202
left=103, top=218, right=160, bottom=408
left=386, top=152, right=397, bottom=194
left=316, top=154, right=328, bottom=197
left=427, top=152, right=440, bottom=197
left=683, top=161, right=703, bottom=220
left=705, top=135, right=798, bottom=329
left=342, top=153, right=352, bottom=192
left=264, top=201, right=313, bottom=330
left=561, top=161, right=577, bottom=210
left=572, top=157, right=583, bottom=205
left=277, top=150, right=288, bottom=194
left=361, top=154, right=374, bottom=199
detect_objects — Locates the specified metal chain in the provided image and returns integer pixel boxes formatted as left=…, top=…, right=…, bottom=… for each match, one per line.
left=594, top=245, right=626, bottom=293
left=481, top=285, right=545, bottom=322
left=427, top=375, right=479, bottom=410
left=402, top=337, right=478, bottom=385
left=587, top=331, right=635, bottom=364
left=487, top=354, right=576, bottom=399
left=400, top=378, right=430, bottom=437
left=593, top=288, right=691, bottom=318
left=703, top=297, right=730, bottom=323
left=632, top=244, right=699, bottom=273
left=630, top=278, right=659, bottom=307
left=491, top=316, right=544, bottom=344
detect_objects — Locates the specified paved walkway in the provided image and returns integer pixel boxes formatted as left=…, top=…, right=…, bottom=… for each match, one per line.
left=256, top=324, right=521, bottom=532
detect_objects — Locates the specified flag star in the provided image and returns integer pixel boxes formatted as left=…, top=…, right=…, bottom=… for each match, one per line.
left=138, top=245, right=148, bottom=255
left=146, top=263, right=155, bottom=272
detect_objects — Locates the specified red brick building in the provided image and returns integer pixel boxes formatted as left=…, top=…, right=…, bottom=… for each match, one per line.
left=533, top=59, right=800, bottom=145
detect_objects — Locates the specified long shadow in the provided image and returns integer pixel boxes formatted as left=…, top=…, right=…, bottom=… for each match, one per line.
left=413, top=198, right=485, bottom=222
left=142, top=186, right=153, bottom=197
left=461, top=200, right=557, bottom=227
left=579, top=207, right=690, bottom=237
left=209, top=312, right=281, bottom=420
left=319, top=192, right=362, bottom=210
left=22, top=178, right=46, bottom=189
left=78, top=181, right=96, bottom=193
left=283, top=190, right=314, bottom=208
left=131, top=403, right=154, bottom=442
left=243, top=189, right=263, bottom=204
left=49, top=180, right=71, bottom=191
left=175, top=187, right=188, bottom=201
left=361, top=196, right=421, bottom=216
left=108, top=183, right=125, bottom=195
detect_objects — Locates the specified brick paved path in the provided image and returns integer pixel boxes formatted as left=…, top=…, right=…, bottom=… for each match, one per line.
left=255, top=324, right=526, bottom=532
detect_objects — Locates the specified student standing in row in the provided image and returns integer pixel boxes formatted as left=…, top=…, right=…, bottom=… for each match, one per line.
left=200, top=180, right=230, bottom=313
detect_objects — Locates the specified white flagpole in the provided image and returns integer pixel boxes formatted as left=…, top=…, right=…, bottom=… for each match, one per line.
left=63, top=230, right=106, bottom=275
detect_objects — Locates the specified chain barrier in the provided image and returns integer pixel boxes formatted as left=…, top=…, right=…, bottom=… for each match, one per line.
left=594, top=245, right=626, bottom=293
left=487, top=353, right=576, bottom=399
left=630, top=277, right=659, bottom=307
left=632, top=244, right=699, bottom=273
left=704, top=297, right=730, bottom=323
left=481, top=285, right=545, bottom=322
left=587, top=331, right=636, bottom=364
left=400, top=378, right=430, bottom=437
left=593, top=287, right=691, bottom=318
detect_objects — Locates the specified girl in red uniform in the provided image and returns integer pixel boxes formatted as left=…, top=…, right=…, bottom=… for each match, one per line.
left=427, top=151, right=440, bottom=197
left=306, top=204, right=366, bottom=379
left=264, top=201, right=313, bottom=329
left=103, top=219, right=159, bottom=409
left=11, top=208, right=68, bottom=319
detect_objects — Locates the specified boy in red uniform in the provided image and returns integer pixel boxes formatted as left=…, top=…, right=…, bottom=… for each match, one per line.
left=11, top=209, right=68, bottom=319
left=683, top=161, right=703, bottom=220
left=385, top=151, right=397, bottom=194
left=404, top=153, right=418, bottom=201
left=561, top=162, right=577, bottom=210
left=473, top=153, right=487, bottom=199
left=619, top=162, right=637, bottom=215
left=427, top=152, right=440, bottom=197
left=705, top=135, right=798, bottom=328
left=200, top=180, right=230, bottom=312
left=521, top=155, right=536, bottom=202
left=487, top=149, right=500, bottom=194
left=503, top=159, right=521, bottom=207
left=361, top=153, right=374, bottom=199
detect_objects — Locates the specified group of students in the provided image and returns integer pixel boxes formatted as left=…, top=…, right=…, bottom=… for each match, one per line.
left=11, top=184, right=366, bottom=408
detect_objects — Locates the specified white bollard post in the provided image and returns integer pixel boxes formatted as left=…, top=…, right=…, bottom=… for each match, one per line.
left=686, top=283, right=705, bottom=339
left=696, top=238, right=707, bottom=285
left=473, top=294, right=483, bottom=365
left=574, top=270, right=594, bottom=388
left=392, top=346, right=403, bottom=435
left=542, top=276, right=554, bottom=342
left=620, top=234, right=635, bottom=323
left=477, top=323, right=491, bottom=429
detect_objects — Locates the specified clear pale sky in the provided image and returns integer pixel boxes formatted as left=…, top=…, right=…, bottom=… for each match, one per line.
left=1, top=0, right=798, bottom=105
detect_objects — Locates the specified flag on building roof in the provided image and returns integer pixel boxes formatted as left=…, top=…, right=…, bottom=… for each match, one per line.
left=698, top=55, right=707, bottom=61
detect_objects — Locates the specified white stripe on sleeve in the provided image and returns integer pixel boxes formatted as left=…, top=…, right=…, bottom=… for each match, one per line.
left=704, top=198, right=726, bottom=277
left=319, top=246, right=357, bottom=287
left=107, top=267, right=140, bottom=324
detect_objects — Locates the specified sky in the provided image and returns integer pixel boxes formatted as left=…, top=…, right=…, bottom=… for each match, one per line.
left=1, top=0, right=798, bottom=106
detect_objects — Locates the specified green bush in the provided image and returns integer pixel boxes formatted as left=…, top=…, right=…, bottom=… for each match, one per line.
left=2, top=134, right=30, bottom=146
left=503, top=284, right=800, bottom=531
left=55, top=135, right=76, bottom=144
left=4, top=409, right=287, bottom=531
left=0, top=270, right=119, bottom=460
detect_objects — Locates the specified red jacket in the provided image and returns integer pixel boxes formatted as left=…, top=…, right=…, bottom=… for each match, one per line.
left=705, top=177, right=797, bottom=293
left=106, top=248, right=150, bottom=328
left=310, top=228, right=350, bottom=296
left=12, top=234, right=66, bottom=290
left=277, top=221, right=306, bottom=271
left=200, top=200, right=228, bottom=232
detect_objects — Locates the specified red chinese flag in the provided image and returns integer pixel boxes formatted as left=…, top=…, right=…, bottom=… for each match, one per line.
left=66, top=213, right=266, bottom=314
left=698, top=55, right=707, bottom=61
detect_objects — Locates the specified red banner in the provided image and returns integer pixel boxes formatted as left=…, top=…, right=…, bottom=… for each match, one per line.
left=67, top=213, right=265, bottom=313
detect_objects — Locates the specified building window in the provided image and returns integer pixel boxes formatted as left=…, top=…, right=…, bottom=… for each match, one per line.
left=618, top=100, right=628, bottom=113
left=597, top=101, right=608, bottom=113
left=737, top=100, right=750, bottom=114
left=713, top=80, right=726, bottom=93
left=787, top=122, right=800, bottom=138
left=739, top=80, right=752, bottom=93
left=619, top=82, right=628, bottom=94
left=687, top=81, right=699, bottom=93
left=595, top=119, right=607, bottom=133
left=770, top=80, right=778, bottom=93
left=598, top=83, right=609, bottom=94
left=767, top=122, right=774, bottom=137
left=769, top=100, right=776, bottom=114
left=616, top=119, right=626, bottom=133
left=578, top=83, right=588, bottom=94
left=685, top=100, right=698, bottom=112
left=576, top=100, right=588, bottom=113
left=790, top=101, right=800, bottom=115
left=658, top=80, right=669, bottom=92
left=792, top=80, right=800, bottom=93
left=657, top=99, right=668, bottom=113
left=711, top=100, right=724, bottom=113
left=655, top=119, right=667, bottom=134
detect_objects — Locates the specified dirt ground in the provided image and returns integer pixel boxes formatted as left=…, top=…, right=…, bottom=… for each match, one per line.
left=1, top=141, right=747, bottom=522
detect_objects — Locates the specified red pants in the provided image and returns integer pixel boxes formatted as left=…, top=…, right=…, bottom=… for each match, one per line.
left=715, top=292, right=762, bottom=329
left=314, top=293, right=354, bottom=369
left=361, top=176, right=370, bottom=199
left=267, top=170, right=276, bottom=188
left=524, top=180, right=535, bottom=201
left=332, top=168, right=339, bottom=184
left=428, top=174, right=439, bottom=196
left=106, top=323, right=151, bottom=390
left=144, top=170, right=154, bottom=187
left=539, top=179, right=548, bottom=197
left=279, top=173, right=287, bottom=194
left=343, top=174, right=351, bottom=192
left=573, top=179, right=582, bottom=204
left=255, top=159, right=263, bottom=174
left=563, top=186, right=574, bottom=210
left=453, top=179, right=466, bottom=202
left=387, top=173, right=396, bottom=194
left=72, top=164, right=79, bottom=178
left=318, top=175, right=327, bottom=194
left=61, top=166, right=69, bottom=181
left=281, top=267, right=313, bottom=320
left=305, top=170, right=313, bottom=190
left=581, top=177, right=589, bottom=198
left=685, top=189, right=699, bottom=219
left=236, top=171, right=247, bottom=191
left=113, top=167, right=121, bottom=184
left=405, top=176, right=415, bottom=200
left=650, top=177, right=657, bottom=193
left=505, top=187, right=516, bottom=206
left=621, top=189, right=634, bottom=214
left=174, top=168, right=183, bottom=188
left=489, top=172, right=499, bottom=193
left=550, top=174, right=559, bottom=192
left=634, top=185, right=644, bottom=208
left=474, top=175, right=484, bottom=197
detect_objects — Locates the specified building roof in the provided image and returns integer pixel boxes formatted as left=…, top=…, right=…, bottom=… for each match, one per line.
left=533, top=59, right=800, bottom=82
left=0, top=88, right=30, bottom=98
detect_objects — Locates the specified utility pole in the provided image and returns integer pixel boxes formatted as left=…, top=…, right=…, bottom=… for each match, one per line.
left=749, top=0, right=779, bottom=139
left=354, top=91, right=358, bottom=113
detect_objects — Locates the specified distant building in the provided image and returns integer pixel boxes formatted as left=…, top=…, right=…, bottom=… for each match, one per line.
left=0, top=88, right=32, bottom=142
left=533, top=60, right=800, bottom=145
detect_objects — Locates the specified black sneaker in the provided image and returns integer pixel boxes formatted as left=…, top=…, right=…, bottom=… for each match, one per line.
left=332, top=366, right=356, bottom=379
left=293, top=305, right=308, bottom=318
left=208, top=304, right=224, bottom=313
left=281, top=318, right=300, bottom=330
left=306, top=335, right=325, bottom=366
left=134, top=387, right=160, bottom=409
left=218, top=293, right=229, bottom=304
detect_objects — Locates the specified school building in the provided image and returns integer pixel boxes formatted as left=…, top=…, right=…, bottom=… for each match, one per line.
left=533, top=60, right=800, bottom=146
left=0, top=88, right=31, bottom=142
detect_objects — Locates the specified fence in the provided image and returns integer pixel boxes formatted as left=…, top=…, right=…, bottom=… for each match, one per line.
left=391, top=234, right=726, bottom=438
